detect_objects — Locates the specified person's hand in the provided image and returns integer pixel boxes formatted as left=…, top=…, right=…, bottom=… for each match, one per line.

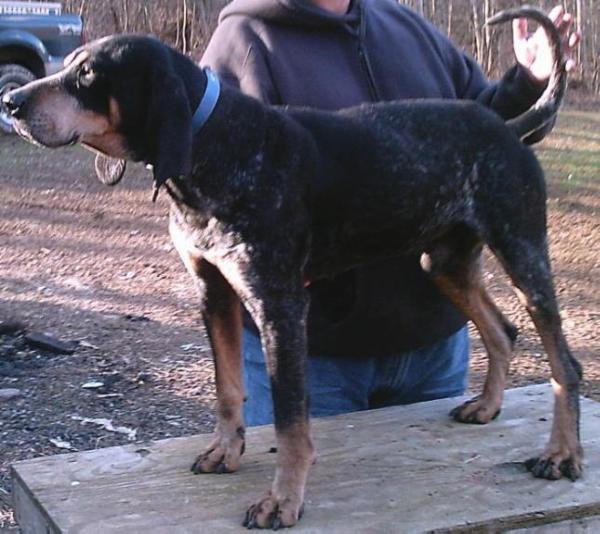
left=513, top=5, right=581, bottom=82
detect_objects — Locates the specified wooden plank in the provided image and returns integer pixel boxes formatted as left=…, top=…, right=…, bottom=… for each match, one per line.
left=12, top=476, right=59, bottom=534
left=12, top=384, right=600, bottom=533
left=509, top=517, right=600, bottom=533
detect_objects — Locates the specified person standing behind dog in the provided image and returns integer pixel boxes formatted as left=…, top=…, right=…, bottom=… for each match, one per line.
left=201, top=0, right=580, bottom=426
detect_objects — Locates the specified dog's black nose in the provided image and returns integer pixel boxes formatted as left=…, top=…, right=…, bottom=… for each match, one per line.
left=1, top=90, right=26, bottom=117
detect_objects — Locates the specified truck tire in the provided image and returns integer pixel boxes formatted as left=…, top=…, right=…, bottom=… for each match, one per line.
left=0, top=64, right=36, bottom=134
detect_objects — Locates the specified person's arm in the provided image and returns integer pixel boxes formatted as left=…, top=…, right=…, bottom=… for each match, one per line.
left=201, top=17, right=280, bottom=106
left=431, top=5, right=580, bottom=144
left=394, top=4, right=549, bottom=144
left=445, top=47, right=550, bottom=144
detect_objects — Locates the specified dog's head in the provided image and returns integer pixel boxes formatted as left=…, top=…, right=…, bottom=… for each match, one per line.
left=2, top=35, right=202, bottom=188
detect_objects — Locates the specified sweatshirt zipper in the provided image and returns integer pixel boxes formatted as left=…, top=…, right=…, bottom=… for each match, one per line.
left=358, top=45, right=378, bottom=102
left=357, top=3, right=380, bottom=102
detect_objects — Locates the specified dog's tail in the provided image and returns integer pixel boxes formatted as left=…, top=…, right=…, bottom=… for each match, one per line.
left=487, top=6, right=567, bottom=140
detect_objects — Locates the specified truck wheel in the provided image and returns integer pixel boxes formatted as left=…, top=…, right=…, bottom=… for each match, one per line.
left=0, top=64, right=36, bottom=134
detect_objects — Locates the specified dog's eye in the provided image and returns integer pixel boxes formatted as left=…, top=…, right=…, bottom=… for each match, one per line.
left=78, top=64, right=95, bottom=86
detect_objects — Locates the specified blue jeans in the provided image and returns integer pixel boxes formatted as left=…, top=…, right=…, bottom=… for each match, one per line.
left=242, top=325, right=469, bottom=426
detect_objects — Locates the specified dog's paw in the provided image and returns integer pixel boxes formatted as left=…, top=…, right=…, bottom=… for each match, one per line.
left=525, top=450, right=583, bottom=481
left=191, top=426, right=245, bottom=474
left=450, top=396, right=501, bottom=424
left=243, top=492, right=304, bottom=530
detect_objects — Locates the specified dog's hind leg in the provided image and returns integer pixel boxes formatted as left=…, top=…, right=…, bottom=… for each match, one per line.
left=421, top=228, right=517, bottom=424
left=490, top=235, right=583, bottom=480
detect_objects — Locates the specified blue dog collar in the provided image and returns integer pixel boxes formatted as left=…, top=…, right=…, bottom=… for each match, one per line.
left=151, top=69, right=220, bottom=202
left=191, top=68, right=220, bottom=133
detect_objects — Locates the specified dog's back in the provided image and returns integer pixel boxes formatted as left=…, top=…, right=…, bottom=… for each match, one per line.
left=289, top=99, right=543, bottom=278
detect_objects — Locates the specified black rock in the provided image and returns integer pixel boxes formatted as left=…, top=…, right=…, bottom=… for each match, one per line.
left=24, top=332, right=77, bottom=355
left=123, top=314, right=150, bottom=323
left=0, top=320, right=26, bottom=335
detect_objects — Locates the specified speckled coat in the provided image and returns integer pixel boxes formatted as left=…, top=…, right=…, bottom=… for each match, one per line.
left=201, top=0, right=550, bottom=356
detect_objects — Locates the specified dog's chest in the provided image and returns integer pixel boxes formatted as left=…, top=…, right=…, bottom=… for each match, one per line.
left=169, top=208, right=252, bottom=272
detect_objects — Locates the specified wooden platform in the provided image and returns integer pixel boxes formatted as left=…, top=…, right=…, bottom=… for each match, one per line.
left=12, top=384, right=600, bottom=533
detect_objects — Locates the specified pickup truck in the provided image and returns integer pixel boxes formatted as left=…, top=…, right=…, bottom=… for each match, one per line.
left=0, top=1, right=83, bottom=133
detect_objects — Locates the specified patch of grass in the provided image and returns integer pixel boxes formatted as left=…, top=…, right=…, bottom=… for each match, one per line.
left=536, top=110, right=600, bottom=194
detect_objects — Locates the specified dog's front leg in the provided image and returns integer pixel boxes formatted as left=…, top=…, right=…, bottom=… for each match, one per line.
left=189, top=259, right=246, bottom=474
left=170, top=219, right=246, bottom=473
left=244, top=292, right=314, bottom=529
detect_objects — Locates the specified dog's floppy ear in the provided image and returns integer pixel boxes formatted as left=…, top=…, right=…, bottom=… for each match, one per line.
left=148, top=68, right=193, bottom=190
left=95, top=154, right=126, bottom=185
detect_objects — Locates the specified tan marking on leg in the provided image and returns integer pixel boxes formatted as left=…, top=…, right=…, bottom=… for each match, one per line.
left=432, top=264, right=513, bottom=424
left=192, top=300, right=245, bottom=474
left=492, top=237, right=582, bottom=480
left=170, top=221, right=246, bottom=474
left=548, top=380, right=581, bottom=460
left=527, top=315, right=582, bottom=480
left=245, top=420, right=314, bottom=528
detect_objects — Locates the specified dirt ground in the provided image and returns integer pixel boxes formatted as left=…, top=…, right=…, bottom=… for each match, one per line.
left=0, top=106, right=598, bottom=529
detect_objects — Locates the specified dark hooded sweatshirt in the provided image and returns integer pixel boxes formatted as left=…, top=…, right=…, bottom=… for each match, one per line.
left=201, top=0, right=548, bottom=357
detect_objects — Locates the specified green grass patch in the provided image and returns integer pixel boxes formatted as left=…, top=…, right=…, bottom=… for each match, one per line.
left=536, top=110, right=600, bottom=193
